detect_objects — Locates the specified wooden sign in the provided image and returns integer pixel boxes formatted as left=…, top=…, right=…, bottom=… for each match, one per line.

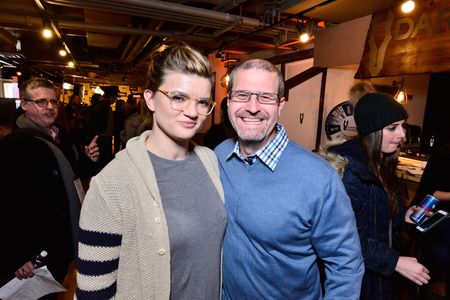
left=355, top=0, right=450, bottom=78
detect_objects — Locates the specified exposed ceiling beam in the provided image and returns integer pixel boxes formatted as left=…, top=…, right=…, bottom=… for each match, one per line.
left=34, top=0, right=73, bottom=58
left=44, top=0, right=266, bottom=28
left=0, top=28, right=17, bottom=50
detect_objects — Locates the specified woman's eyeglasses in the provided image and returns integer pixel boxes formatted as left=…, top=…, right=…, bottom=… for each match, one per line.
left=157, top=89, right=215, bottom=116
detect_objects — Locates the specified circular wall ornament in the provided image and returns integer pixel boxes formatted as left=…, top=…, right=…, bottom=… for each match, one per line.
left=325, top=101, right=358, bottom=141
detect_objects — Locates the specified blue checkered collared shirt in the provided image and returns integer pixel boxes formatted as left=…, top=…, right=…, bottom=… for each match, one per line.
left=227, top=123, right=288, bottom=171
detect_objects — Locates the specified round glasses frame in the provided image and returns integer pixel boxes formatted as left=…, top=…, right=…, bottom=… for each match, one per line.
left=157, top=89, right=215, bottom=116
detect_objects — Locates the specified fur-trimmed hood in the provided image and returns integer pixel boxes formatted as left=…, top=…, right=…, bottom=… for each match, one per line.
left=316, top=139, right=348, bottom=178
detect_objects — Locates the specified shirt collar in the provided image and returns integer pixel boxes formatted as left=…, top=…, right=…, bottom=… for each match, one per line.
left=48, top=125, right=60, bottom=143
left=227, top=123, right=288, bottom=171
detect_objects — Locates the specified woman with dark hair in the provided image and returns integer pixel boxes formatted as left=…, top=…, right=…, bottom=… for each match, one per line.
left=327, top=92, right=430, bottom=299
left=76, top=43, right=226, bottom=299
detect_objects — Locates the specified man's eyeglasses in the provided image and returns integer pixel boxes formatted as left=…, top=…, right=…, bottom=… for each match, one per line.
left=22, top=98, right=61, bottom=108
left=229, top=90, right=279, bottom=104
left=157, top=89, right=215, bottom=116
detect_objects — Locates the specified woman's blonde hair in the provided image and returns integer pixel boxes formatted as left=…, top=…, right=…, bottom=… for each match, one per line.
left=140, top=43, right=212, bottom=131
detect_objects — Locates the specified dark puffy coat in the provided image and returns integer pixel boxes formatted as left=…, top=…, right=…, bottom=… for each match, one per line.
left=328, top=139, right=406, bottom=300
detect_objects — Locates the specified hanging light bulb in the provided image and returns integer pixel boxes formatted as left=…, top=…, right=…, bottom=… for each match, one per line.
left=296, top=17, right=314, bottom=44
left=401, top=0, right=415, bottom=13
left=41, top=15, right=53, bottom=39
left=42, top=28, right=53, bottom=39
left=299, top=32, right=310, bottom=43
left=394, top=77, right=408, bottom=104
left=395, top=89, right=407, bottom=104
left=41, top=14, right=54, bottom=39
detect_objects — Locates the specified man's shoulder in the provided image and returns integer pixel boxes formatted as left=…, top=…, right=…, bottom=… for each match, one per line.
left=281, top=141, right=338, bottom=175
left=283, top=141, right=323, bottom=162
left=0, top=130, right=57, bottom=169
left=214, top=138, right=235, bottom=157
left=1, top=129, right=46, bottom=145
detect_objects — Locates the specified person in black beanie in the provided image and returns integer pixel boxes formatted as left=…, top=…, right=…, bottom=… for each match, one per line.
left=327, top=92, right=430, bottom=300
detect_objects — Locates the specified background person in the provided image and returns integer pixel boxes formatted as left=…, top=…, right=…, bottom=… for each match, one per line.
left=85, top=87, right=116, bottom=174
left=348, top=81, right=376, bottom=107
left=328, top=92, right=430, bottom=300
left=215, top=58, right=364, bottom=300
left=0, top=78, right=99, bottom=299
left=411, top=137, right=450, bottom=298
left=120, top=97, right=149, bottom=145
left=0, top=98, right=17, bottom=139
left=113, top=99, right=125, bottom=153
left=124, top=93, right=138, bottom=119
left=76, top=43, right=227, bottom=300
left=65, top=93, right=88, bottom=148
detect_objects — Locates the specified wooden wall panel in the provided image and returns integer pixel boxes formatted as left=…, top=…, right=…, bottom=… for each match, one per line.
left=356, top=0, right=450, bottom=78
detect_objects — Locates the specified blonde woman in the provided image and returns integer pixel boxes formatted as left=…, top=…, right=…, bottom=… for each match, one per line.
left=76, top=43, right=226, bottom=299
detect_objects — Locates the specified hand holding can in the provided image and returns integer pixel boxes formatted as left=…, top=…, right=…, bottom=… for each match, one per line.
left=410, top=194, right=439, bottom=224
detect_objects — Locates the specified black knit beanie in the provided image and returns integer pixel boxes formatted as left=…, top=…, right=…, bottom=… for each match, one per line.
left=354, top=92, right=408, bottom=137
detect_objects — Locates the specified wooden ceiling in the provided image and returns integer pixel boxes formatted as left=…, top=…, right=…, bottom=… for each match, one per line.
left=0, top=0, right=397, bottom=85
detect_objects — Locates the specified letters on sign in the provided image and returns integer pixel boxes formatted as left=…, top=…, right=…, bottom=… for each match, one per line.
left=355, top=0, right=450, bottom=78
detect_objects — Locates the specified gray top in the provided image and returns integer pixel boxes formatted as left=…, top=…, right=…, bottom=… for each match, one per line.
left=150, top=151, right=227, bottom=300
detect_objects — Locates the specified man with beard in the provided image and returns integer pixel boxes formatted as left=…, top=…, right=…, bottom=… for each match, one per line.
left=215, top=59, right=364, bottom=299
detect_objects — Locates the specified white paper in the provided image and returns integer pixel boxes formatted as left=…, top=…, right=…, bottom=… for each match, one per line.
left=74, top=178, right=86, bottom=204
left=0, top=266, right=67, bottom=300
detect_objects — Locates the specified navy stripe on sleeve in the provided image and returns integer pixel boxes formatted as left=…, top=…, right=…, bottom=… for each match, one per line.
left=76, top=281, right=117, bottom=300
left=77, top=257, right=120, bottom=276
left=79, top=228, right=122, bottom=247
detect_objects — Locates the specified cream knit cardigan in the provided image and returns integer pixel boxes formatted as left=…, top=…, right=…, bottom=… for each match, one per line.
left=77, top=130, right=224, bottom=299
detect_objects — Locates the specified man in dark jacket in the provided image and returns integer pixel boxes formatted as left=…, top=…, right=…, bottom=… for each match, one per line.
left=85, top=86, right=117, bottom=173
left=0, top=78, right=99, bottom=299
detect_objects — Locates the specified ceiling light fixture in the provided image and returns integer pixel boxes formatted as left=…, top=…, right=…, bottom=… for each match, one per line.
left=299, top=32, right=310, bottom=43
left=273, top=30, right=288, bottom=47
left=401, top=0, right=415, bottom=13
left=394, top=77, right=408, bottom=104
left=41, top=16, right=53, bottom=39
left=219, top=53, right=239, bottom=88
left=59, top=49, right=67, bottom=57
left=42, top=28, right=53, bottom=39
left=296, top=17, right=317, bottom=44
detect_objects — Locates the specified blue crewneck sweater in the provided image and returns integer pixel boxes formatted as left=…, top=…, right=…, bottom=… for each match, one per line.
left=216, top=137, right=364, bottom=300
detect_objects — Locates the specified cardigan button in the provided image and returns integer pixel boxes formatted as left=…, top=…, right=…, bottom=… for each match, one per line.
left=158, top=249, right=166, bottom=255
left=154, top=217, right=161, bottom=224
